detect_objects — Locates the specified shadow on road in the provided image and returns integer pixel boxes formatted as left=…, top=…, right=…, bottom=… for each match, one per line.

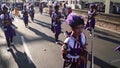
left=88, top=54, right=117, bottom=68
left=34, top=19, right=64, bottom=33
left=94, top=29, right=120, bottom=39
left=94, top=29, right=120, bottom=45
left=94, top=34, right=120, bottom=45
left=10, top=46, right=36, bottom=68
left=28, top=26, right=55, bottom=43
left=34, top=19, right=51, bottom=29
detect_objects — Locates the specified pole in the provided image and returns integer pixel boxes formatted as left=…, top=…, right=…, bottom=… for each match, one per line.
left=91, top=28, right=94, bottom=68
left=90, top=28, right=94, bottom=68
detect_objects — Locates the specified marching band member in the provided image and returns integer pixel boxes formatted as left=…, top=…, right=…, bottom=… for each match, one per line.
left=0, top=4, right=16, bottom=51
left=85, top=3, right=97, bottom=35
left=51, top=4, right=62, bottom=44
left=29, top=3, right=35, bottom=22
left=21, top=5, right=29, bottom=28
left=62, top=13, right=88, bottom=68
left=39, top=2, right=43, bottom=14
left=49, top=5, right=53, bottom=17
left=14, top=7, right=19, bottom=17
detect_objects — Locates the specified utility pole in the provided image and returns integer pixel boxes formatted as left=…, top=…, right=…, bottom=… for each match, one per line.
left=105, top=0, right=111, bottom=14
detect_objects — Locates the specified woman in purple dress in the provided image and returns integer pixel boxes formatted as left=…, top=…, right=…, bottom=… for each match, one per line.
left=0, top=4, right=16, bottom=51
left=29, top=4, right=34, bottom=21
left=51, top=4, right=62, bottom=43
left=85, top=4, right=97, bottom=34
left=39, top=2, right=43, bottom=14
left=21, top=5, right=29, bottom=28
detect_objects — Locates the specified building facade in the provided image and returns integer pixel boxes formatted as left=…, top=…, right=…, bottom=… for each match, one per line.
left=66, top=0, right=120, bottom=14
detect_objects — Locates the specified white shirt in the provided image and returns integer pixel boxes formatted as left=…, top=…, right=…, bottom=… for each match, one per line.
left=0, top=13, right=13, bottom=21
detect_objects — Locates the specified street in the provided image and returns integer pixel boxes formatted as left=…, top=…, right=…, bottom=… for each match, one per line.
left=0, top=8, right=120, bottom=68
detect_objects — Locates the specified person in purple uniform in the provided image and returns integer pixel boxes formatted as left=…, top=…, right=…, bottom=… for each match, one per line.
left=62, top=3, right=68, bottom=19
left=29, top=3, right=35, bottom=22
left=21, top=5, right=29, bottom=28
left=51, top=4, right=62, bottom=43
left=49, top=5, right=53, bottom=17
left=39, top=2, right=43, bottom=14
left=85, top=3, right=97, bottom=34
left=0, top=4, right=16, bottom=51
left=62, top=13, right=88, bottom=68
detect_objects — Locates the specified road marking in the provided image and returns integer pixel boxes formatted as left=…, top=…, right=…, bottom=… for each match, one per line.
left=96, top=25, right=120, bottom=34
left=111, top=59, right=120, bottom=63
left=21, top=36, right=34, bottom=63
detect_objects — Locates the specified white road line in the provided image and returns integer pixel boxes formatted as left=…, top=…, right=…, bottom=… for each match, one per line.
left=111, top=59, right=120, bottom=63
left=96, top=25, right=120, bottom=34
left=21, top=36, right=34, bottom=63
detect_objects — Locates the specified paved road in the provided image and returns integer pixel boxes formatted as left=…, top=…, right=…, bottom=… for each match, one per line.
left=0, top=8, right=120, bottom=68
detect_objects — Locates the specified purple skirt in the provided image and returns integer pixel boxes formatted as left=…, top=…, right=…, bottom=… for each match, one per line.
left=4, top=25, right=16, bottom=38
left=23, top=16, right=28, bottom=24
left=54, top=21, right=61, bottom=35
left=85, top=18, right=95, bottom=29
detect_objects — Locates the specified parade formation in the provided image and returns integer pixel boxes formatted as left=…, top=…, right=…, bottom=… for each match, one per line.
left=0, top=1, right=120, bottom=68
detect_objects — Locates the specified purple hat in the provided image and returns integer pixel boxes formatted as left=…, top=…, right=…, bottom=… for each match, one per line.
left=54, top=2, right=59, bottom=10
left=90, top=3, right=94, bottom=7
left=66, top=13, right=84, bottom=28
left=89, top=3, right=96, bottom=9
left=1, top=4, right=8, bottom=11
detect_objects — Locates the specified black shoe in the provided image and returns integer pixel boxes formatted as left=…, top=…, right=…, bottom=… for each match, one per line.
left=7, top=47, right=12, bottom=51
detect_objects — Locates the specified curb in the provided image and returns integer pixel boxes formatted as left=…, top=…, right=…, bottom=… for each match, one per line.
left=96, top=25, right=120, bottom=35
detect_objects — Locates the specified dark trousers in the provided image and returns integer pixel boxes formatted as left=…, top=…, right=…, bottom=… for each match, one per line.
left=24, top=20, right=28, bottom=27
left=70, top=63, right=77, bottom=68
left=63, top=61, right=77, bottom=68
left=55, top=33, right=59, bottom=42
left=6, top=37, right=13, bottom=47
left=30, top=13, right=34, bottom=21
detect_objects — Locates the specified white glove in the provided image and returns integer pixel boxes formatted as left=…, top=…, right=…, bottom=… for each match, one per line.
left=66, top=54, right=80, bottom=59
